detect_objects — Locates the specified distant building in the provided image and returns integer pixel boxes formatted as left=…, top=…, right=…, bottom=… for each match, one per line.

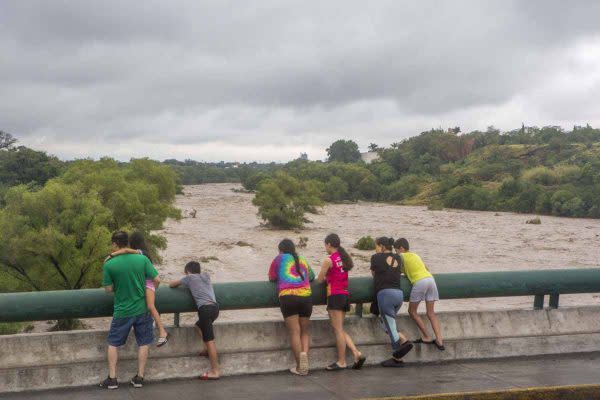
left=361, top=151, right=379, bottom=164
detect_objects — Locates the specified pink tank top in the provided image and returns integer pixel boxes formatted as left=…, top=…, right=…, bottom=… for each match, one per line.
left=326, top=251, right=349, bottom=296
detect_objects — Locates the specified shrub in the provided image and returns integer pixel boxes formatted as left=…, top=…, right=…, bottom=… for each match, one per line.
left=355, top=236, right=376, bottom=250
left=0, top=322, right=23, bottom=335
left=526, top=217, right=542, bottom=225
left=323, top=176, right=349, bottom=202
left=358, top=175, right=381, bottom=200
left=443, top=185, right=493, bottom=211
left=554, top=165, right=582, bottom=184
left=386, top=175, right=421, bottom=201
left=522, top=166, right=558, bottom=186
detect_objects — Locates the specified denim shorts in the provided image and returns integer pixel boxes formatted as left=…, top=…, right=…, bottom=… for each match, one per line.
left=107, top=313, right=154, bottom=347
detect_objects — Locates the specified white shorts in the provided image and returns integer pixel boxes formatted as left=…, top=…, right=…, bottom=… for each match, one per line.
left=409, top=277, right=439, bottom=302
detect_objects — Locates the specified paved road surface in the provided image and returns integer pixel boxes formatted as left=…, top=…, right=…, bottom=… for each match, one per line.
left=2, top=353, right=600, bottom=399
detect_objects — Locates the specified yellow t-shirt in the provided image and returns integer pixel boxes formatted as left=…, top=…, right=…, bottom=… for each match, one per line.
left=401, top=251, right=432, bottom=284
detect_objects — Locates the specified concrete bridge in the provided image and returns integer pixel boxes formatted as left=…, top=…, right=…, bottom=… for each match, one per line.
left=2, top=269, right=600, bottom=398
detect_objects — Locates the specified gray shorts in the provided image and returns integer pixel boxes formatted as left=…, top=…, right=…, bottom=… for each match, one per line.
left=409, top=277, right=439, bottom=302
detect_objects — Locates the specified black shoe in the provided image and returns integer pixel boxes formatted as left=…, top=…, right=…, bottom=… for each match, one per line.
left=130, top=375, right=144, bottom=388
left=392, top=341, right=414, bottom=359
left=99, top=376, right=118, bottom=389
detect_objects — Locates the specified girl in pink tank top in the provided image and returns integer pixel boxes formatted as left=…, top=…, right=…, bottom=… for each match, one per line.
left=317, top=234, right=366, bottom=371
left=326, top=251, right=349, bottom=296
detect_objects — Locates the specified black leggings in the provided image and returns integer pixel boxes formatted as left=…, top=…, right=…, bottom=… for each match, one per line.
left=196, top=304, right=219, bottom=342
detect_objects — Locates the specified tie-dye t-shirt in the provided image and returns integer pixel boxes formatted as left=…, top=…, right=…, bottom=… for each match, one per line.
left=269, top=253, right=315, bottom=297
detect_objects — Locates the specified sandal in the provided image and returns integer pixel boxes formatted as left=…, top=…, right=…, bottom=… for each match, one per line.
left=414, top=338, right=434, bottom=344
left=290, top=367, right=307, bottom=376
left=157, top=333, right=170, bottom=347
left=381, top=358, right=405, bottom=368
left=435, top=341, right=446, bottom=351
left=198, top=350, right=208, bottom=357
left=325, top=362, right=345, bottom=371
left=351, top=356, right=367, bottom=370
left=199, top=372, right=220, bottom=381
left=392, top=341, right=414, bottom=360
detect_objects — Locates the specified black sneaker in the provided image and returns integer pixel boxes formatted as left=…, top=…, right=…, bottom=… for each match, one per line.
left=130, top=375, right=144, bottom=388
left=392, top=340, right=414, bottom=359
left=99, top=376, right=118, bottom=389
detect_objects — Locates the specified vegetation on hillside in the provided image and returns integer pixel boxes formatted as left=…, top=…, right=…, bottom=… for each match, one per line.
left=241, top=125, right=600, bottom=227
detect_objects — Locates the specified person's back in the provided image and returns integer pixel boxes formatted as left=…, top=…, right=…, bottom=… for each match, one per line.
left=326, top=251, right=348, bottom=296
left=180, top=272, right=217, bottom=307
left=270, top=253, right=314, bottom=297
left=401, top=251, right=432, bottom=285
left=103, top=253, right=156, bottom=318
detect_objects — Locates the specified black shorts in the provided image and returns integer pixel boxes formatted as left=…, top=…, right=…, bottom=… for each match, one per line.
left=279, top=295, right=313, bottom=319
left=196, top=304, right=219, bottom=342
left=327, top=294, right=351, bottom=312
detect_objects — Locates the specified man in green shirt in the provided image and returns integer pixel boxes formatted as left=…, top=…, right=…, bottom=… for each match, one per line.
left=100, top=231, right=160, bottom=390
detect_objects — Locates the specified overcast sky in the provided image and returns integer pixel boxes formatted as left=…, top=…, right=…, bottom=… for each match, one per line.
left=2, top=1, right=600, bottom=162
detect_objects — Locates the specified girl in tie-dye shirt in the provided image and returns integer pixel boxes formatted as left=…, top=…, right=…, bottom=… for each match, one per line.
left=268, top=239, right=314, bottom=376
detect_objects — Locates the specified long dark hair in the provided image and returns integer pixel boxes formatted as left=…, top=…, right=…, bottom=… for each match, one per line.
left=129, top=231, right=152, bottom=263
left=278, top=239, right=304, bottom=280
left=375, top=237, right=395, bottom=252
left=325, top=233, right=353, bottom=271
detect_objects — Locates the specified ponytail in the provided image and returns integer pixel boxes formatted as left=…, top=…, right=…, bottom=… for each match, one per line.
left=338, top=246, right=354, bottom=271
left=278, top=239, right=305, bottom=280
left=325, top=233, right=354, bottom=271
left=375, top=236, right=395, bottom=251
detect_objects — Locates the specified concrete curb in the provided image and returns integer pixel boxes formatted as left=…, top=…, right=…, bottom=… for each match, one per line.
left=364, top=384, right=600, bottom=400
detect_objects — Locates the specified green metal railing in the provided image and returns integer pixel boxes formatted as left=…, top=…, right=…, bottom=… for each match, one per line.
left=1, top=269, right=599, bottom=324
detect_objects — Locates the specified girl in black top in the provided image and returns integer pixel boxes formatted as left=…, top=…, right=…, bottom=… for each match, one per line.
left=370, top=237, right=413, bottom=366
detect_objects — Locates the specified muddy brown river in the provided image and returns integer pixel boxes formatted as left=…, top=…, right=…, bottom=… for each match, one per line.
left=152, top=183, right=600, bottom=324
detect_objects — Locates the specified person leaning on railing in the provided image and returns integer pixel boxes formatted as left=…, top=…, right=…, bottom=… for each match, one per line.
left=394, top=238, right=445, bottom=351
left=268, top=239, right=315, bottom=376
left=370, top=237, right=414, bottom=367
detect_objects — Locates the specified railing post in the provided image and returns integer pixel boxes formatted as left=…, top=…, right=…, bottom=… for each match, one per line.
left=355, top=303, right=363, bottom=318
left=533, top=294, right=545, bottom=310
left=549, top=293, right=560, bottom=309
left=174, top=312, right=180, bottom=327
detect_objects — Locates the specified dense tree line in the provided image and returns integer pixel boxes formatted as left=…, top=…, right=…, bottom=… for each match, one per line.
left=244, top=125, right=600, bottom=227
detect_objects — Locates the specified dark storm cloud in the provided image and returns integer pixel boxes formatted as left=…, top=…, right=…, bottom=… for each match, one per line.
left=1, top=1, right=600, bottom=160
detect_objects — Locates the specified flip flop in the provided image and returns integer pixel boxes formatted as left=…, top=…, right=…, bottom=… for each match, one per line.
left=157, top=333, right=170, bottom=347
left=325, top=362, right=345, bottom=371
left=351, top=356, right=367, bottom=370
left=414, top=338, right=434, bottom=344
left=381, top=358, right=404, bottom=368
left=392, top=341, right=414, bottom=360
left=199, top=372, right=220, bottom=381
left=435, top=341, right=446, bottom=351
left=198, top=350, right=208, bottom=357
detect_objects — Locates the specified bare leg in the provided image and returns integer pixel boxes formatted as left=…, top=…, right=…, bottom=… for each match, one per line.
left=299, top=317, right=311, bottom=353
left=107, top=345, right=118, bottom=378
left=343, top=332, right=362, bottom=361
left=328, top=310, right=347, bottom=367
left=284, top=315, right=302, bottom=368
left=204, top=340, right=220, bottom=377
left=194, top=325, right=209, bottom=357
left=137, top=345, right=149, bottom=377
left=146, top=289, right=168, bottom=338
left=408, top=302, right=432, bottom=341
left=426, top=301, right=444, bottom=345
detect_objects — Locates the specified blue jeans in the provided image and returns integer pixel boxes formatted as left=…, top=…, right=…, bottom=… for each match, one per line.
left=107, top=313, right=154, bottom=347
left=377, top=288, right=404, bottom=351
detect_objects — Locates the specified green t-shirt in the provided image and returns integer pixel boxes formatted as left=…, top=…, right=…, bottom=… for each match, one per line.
left=102, top=254, right=158, bottom=318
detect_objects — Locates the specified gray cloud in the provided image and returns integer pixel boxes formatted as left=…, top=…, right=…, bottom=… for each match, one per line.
left=1, top=1, right=600, bottom=161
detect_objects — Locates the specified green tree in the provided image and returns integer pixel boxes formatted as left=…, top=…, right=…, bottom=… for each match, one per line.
left=323, top=176, right=349, bottom=202
left=0, top=182, right=112, bottom=292
left=253, top=172, right=323, bottom=229
left=0, top=146, right=63, bottom=187
left=326, top=139, right=361, bottom=163
left=0, top=131, right=17, bottom=149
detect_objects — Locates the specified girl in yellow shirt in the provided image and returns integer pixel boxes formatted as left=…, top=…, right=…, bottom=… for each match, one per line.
left=394, top=238, right=445, bottom=351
